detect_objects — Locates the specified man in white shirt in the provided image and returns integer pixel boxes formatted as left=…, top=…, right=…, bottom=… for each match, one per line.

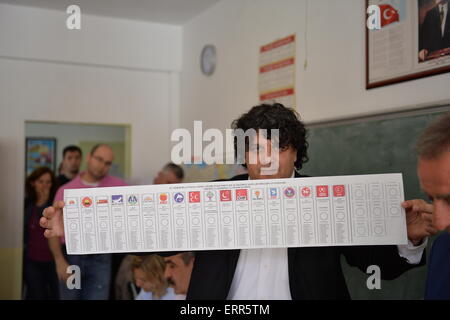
left=185, top=103, right=434, bottom=300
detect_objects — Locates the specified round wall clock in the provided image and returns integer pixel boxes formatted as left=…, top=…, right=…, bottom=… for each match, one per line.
left=200, top=44, right=216, bottom=76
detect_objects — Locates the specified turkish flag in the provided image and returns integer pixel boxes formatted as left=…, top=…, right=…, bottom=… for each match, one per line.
left=379, top=4, right=399, bottom=27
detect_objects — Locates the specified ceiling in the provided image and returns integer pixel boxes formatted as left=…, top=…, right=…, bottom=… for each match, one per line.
left=0, top=0, right=221, bottom=25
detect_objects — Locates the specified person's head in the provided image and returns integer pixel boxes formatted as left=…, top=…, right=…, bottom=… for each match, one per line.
left=131, top=255, right=168, bottom=298
left=85, top=144, right=114, bottom=182
left=61, top=145, right=82, bottom=177
left=417, top=112, right=450, bottom=233
left=153, top=162, right=184, bottom=184
left=25, top=167, right=57, bottom=205
left=163, top=252, right=195, bottom=295
left=231, top=103, right=309, bottom=180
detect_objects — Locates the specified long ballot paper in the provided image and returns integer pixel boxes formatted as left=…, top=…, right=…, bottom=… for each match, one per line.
left=63, top=173, right=408, bottom=254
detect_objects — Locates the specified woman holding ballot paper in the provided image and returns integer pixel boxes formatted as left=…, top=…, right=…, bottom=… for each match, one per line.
left=41, top=103, right=437, bottom=300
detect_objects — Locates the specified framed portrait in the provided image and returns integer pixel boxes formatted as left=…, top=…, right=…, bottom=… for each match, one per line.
left=366, top=0, right=450, bottom=89
left=25, top=137, right=57, bottom=176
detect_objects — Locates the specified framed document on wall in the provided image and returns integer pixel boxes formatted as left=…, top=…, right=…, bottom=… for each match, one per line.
left=25, top=137, right=57, bottom=176
left=366, top=0, right=450, bottom=89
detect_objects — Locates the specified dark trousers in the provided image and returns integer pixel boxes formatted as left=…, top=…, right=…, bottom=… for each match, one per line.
left=110, top=253, right=126, bottom=300
left=23, top=259, right=59, bottom=300
left=59, top=254, right=112, bottom=300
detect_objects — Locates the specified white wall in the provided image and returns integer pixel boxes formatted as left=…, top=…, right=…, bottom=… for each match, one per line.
left=181, top=0, right=450, bottom=132
left=0, top=3, right=182, bottom=298
left=0, top=3, right=182, bottom=72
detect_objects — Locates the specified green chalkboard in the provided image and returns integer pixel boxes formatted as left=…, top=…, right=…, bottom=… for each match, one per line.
left=301, top=109, right=447, bottom=300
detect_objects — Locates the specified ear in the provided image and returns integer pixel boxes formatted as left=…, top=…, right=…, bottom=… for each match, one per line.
left=291, top=146, right=298, bottom=163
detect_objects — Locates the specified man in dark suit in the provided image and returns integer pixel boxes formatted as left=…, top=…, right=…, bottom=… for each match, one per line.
left=419, top=0, right=450, bottom=61
left=184, top=103, right=435, bottom=299
left=413, top=112, right=450, bottom=299
left=41, top=103, right=436, bottom=299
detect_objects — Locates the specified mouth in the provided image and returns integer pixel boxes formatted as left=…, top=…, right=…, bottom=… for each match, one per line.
left=167, top=278, right=176, bottom=287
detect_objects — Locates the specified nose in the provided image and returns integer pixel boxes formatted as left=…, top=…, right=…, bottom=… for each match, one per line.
left=258, top=148, right=273, bottom=166
left=432, top=200, right=450, bottom=231
left=99, top=161, right=107, bottom=169
left=164, top=267, right=171, bottom=280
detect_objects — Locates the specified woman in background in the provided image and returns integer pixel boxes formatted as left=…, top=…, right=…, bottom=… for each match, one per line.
left=132, top=255, right=183, bottom=300
left=23, top=167, right=58, bottom=299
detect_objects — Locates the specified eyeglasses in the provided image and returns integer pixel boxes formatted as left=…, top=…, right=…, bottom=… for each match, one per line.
left=92, top=155, right=113, bottom=167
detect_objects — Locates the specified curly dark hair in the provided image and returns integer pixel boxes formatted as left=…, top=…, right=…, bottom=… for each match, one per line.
left=25, top=167, right=57, bottom=205
left=231, top=103, right=309, bottom=170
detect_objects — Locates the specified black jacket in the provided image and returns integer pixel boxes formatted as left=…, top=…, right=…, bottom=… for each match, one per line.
left=23, top=197, right=52, bottom=258
left=420, top=5, right=450, bottom=53
left=185, top=173, right=425, bottom=300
